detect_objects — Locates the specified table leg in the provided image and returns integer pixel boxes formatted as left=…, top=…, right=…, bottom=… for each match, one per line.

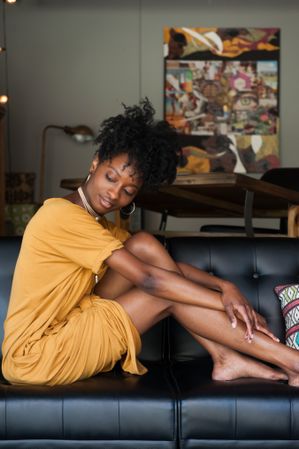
left=159, top=209, right=168, bottom=231
left=244, top=191, right=255, bottom=237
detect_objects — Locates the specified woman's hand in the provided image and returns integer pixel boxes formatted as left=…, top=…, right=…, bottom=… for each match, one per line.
left=220, top=282, right=279, bottom=343
left=253, top=311, right=280, bottom=343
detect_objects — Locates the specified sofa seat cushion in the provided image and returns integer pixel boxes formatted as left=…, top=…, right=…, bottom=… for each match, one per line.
left=171, top=359, right=299, bottom=448
left=0, top=363, right=177, bottom=448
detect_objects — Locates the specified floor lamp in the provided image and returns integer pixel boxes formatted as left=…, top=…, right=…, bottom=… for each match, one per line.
left=39, top=124, right=94, bottom=204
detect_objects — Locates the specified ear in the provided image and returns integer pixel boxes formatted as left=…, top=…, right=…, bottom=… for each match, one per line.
left=89, top=155, right=99, bottom=174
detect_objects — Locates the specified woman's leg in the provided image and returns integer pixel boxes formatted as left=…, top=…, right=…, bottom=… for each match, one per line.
left=115, top=286, right=299, bottom=385
left=97, top=232, right=289, bottom=381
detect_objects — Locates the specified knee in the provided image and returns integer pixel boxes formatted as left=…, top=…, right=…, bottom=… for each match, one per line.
left=124, top=231, right=161, bottom=261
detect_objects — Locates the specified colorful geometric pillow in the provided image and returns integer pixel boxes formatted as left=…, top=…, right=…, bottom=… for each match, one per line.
left=274, top=284, right=299, bottom=350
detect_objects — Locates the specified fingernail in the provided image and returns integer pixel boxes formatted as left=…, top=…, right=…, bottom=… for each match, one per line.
left=232, top=322, right=236, bottom=328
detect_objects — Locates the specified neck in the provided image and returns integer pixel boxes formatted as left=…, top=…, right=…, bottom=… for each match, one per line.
left=77, top=186, right=101, bottom=221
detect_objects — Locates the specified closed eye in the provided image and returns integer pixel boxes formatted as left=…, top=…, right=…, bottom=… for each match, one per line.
left=124, top=189, right=135, bottom=197
left=106, top=174, right=116, bottom=183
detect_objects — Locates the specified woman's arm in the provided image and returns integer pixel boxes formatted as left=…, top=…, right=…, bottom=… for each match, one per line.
left=106, top=247, right=255, bottom=337
left=178, top=261, right=276, bottom=341
left=178, top=262, right=249, bottom=321
left=177, top=261, right=229, bottom=292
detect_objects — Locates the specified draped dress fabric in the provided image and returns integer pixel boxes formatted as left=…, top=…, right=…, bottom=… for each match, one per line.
left=2, top=198, right=147, bottom=386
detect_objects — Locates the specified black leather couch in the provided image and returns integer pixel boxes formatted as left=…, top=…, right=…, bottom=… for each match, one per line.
left=1, top=235, right=299, bottom=449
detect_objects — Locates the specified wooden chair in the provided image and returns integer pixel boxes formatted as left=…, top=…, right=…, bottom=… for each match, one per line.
left=288, top=205, right=299, bottom=237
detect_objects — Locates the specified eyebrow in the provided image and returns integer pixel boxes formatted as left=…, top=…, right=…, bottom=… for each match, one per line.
left=108, top=165, right=139, bottom=188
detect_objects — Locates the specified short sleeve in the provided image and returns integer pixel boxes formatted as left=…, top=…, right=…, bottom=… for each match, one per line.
left=104, top=218, right=131, bottom=243
left=28, top=199, right=125, bottom=274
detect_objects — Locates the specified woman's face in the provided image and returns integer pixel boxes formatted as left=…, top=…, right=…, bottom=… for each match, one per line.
left=84, top=153, right=143, bottom=216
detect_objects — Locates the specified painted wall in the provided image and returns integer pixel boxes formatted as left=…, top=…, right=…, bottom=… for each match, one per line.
left=2, top=0, right=299, bottom=231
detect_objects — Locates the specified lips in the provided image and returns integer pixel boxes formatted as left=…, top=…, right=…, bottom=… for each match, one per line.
left=99, top=196, right=114, bottom=210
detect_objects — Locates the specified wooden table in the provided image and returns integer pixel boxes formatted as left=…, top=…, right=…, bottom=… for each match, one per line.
left=60, top=173, right=299, bottom=237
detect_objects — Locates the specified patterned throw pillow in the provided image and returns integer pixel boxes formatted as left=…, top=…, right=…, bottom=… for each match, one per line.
left=274, top=284, right=299, bottom=350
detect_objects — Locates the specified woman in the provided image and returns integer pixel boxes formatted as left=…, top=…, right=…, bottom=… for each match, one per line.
left=2, top=99, right=299, bottom=386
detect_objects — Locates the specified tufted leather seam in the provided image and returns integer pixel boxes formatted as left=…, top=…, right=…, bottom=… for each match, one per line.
left=163, top=365, right=178, bottom=443
left=62, top=396, right=64, bottom=439
left=252, top=241, right=260, bottom=314
left=4, top=388, right=7, bottom=439
left=208, top=240, right=212, bottom=275
left=167, top=363, right=182, bottom=444
left=234, top=398, right=237, bottom=440
left=117, top=395, right=121, bottom=440
left=164, top=238, right=171, bottom=363
left=290, top=398, right=293, bottom=439
left=163, top=317, right=170, bottom=362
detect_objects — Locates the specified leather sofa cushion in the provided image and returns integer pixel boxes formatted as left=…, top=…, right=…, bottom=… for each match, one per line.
left=0, top=363, right=177, bottom=447
left=171, top=359, right=299, bottom=447
left=0, top=237, right=175, bottom=446
left=167, top=237, right=299, bottom=447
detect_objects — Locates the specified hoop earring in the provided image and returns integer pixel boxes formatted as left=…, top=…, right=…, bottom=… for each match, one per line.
left=120, top=202, right=136, bottom=217
left=85, top=173, right=91, bottom=184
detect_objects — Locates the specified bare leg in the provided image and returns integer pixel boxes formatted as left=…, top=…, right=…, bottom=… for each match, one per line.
left=115, top=286, right=298, bottom=385
left=188, top=332, right=287, bottom=381
left=97, top=232, right=288, bottom=382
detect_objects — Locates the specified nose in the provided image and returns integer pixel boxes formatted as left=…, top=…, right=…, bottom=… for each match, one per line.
left=107, top=185, right=120, bottom=202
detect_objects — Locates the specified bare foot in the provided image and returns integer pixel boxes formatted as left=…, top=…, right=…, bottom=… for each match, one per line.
left=212, top=350, right=288, bottom=382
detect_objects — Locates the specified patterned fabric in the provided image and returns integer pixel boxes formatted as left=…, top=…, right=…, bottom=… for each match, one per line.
left=274, top=284, right=299, bottom=350
left=5, top=172, right=35, bottom=204
left=5, top=203, right=39, bottom=236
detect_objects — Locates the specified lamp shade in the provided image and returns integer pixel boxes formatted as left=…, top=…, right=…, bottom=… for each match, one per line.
left=63, top=125, right=94, bottom=143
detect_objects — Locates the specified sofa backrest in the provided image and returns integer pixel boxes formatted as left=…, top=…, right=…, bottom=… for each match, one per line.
left=0, top=236, right=165, bottom=362
left=167, top=236, right=299, bottom=361
left=0, top=237, right=22, bottom=348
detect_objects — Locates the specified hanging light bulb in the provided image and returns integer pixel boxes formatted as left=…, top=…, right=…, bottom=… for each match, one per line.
left=0, top=95, right=8, bottom=104
left=4, top=0, right=17, bottom=4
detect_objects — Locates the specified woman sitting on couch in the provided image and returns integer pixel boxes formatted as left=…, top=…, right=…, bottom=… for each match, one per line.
left=2, top=99, right=299, bottom=386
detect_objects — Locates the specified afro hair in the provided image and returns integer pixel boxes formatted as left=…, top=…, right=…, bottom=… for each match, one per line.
left=94, top=98, right=181, bottom=189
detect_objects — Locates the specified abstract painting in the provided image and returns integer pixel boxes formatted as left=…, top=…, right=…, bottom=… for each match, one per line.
left=164, top=27, right=280, bottom=173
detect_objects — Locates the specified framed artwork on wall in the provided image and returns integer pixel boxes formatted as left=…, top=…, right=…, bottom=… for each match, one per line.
left=164, top=27, right=280, bottom=174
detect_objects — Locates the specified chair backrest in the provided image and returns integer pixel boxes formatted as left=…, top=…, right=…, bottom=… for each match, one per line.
left=261, top=168, right=299, bottom=233
left=261, top=167, right=299, bottom=191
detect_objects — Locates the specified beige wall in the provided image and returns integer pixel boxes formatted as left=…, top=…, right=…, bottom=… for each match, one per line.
left=3, top=0, right=299, bottom=231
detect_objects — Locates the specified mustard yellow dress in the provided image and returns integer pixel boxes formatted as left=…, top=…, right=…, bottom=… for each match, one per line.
left=2, top=198, right=147, bottom=386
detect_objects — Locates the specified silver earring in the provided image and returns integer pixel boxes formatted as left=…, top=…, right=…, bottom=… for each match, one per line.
left=85, top=173, right=91, bottom=183
left=120, top=202, right=136, bottom=217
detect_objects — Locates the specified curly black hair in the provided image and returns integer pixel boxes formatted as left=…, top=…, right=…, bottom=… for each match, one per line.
left=94, top=98, right=181, bottom=189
